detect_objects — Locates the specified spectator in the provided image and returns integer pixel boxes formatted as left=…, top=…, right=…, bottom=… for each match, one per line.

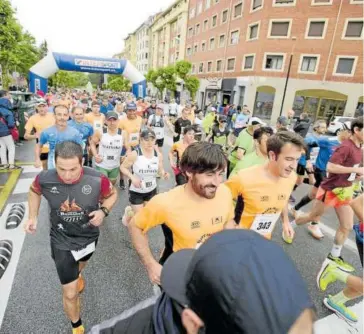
left=276, top=116, right=289, bottom=132
left=294, top=113, right=311, bottom=137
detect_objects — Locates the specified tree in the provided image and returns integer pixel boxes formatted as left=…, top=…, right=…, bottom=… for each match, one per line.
left=50, top=71, right=88, bottom=88
left=88, top=73, right=103, bottom=87
left=175, top=60, right=192, bottom=81
left=146, top=68, right=165, bottom=98
left=38, top=40, right=48, bottom=59
left=107, top=76, right=131, bottom=92
left=184, top=76, right=200, bottom=100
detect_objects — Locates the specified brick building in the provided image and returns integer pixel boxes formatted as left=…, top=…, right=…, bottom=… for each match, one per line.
left=186, top=0, right=363, bottom=123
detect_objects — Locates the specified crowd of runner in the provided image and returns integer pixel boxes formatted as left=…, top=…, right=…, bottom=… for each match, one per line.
left=4, top=87, right=360, bottom=333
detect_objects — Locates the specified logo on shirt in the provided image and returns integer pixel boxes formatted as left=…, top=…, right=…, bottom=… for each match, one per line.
left=211, top=216, right=223, bottom=225
left=50, top=187, right=60, bottom=194
left=82, top=185, right=92, bottom=195
left=262, top=207, right=280, bottom=214
left=278, top=194, right=286, bottom=201
left=260, top=196, right=269, bottom=202
left=191, top=221, right=201, bottom=229
left=57, top=198, right=87, bottom=223
left=196, top=233, right=212, bottom=248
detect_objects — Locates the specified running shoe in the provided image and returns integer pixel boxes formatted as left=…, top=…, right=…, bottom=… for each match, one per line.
left=0, top=164, right=9, bottom=170
left=9, top=165, right=21, bottom=170
left=307, top=223, right=324, bottom=239
left=317, top=262, right=338, bottom=291
left=72, top=325, right=85, bottom=334
left=327, top=254, right=355, bottom=272
left=282, top=230, right=293, bottom=244
left=323, top=296, right=358, bottom=324
left=78, top=274, right=85, bottom=294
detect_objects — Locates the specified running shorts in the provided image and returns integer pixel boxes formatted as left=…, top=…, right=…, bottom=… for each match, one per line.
left=156, top=138, right=164, bottom=148
left=313, top=167, right=326, bottom=188
left=316, top=187, right=352, bottom=208
left=39, top=153, right=49, bottom=161
left=296, top=164, right=308, bottom=176
left=129, top=188, right=157, bottom=205
left=95, top=166, right=120, bottom=181
left=51, top=239, right=98, bottom=285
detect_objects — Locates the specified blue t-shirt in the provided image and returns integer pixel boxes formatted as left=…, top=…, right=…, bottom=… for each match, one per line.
left=315, top=136, right=340, bottom=171
left=99, top=103, right=114, bottom=115
left=39, top=125, right=83, bottom=169
left=298, top=134, right=319, bottom=166
left=67, top=120, right=94, bottom=153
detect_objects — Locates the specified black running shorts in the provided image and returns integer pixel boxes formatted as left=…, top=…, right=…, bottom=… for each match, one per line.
left=51, top=239, right=98, bottom=285
left=129, top=188, right=157, bottom=205
left=296, top=164, right=307, bottom=176
left=156, top=138, right=164, bottom=148
left=39, top=153, right=49, bottom=161
left=313, top=167, right=326, bottom=188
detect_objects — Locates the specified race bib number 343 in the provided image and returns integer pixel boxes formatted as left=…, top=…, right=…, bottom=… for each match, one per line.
left=250, top=213, right=280, bottom=236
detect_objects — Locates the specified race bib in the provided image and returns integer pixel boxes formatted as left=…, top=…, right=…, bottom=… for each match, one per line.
left=310, top=147, right=320, bottom=164
left=106, top=155, right=116, bottom=161
left=348, top=164, right=360, bottom=182
left=94, top=121, right=102, bottom=130
left=130, top=132, right=139, bottom=142
left=142, top=179, right=156, bottom=191
left=250, top=213, right=280, bottom=236
left=71, top=241, right=95, bottom=261
left=154, top=128, right=163, bottom=139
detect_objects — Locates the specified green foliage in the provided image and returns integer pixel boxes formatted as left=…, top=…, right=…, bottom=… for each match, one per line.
left=175, top=60, right=192, bottom=80
left=50, top=71, right=88, bottom=88
left=38, top=40, right=48, bottom=59
left=107, top=75, right=131, bottom=92
left=184, top=76, right=200, bottom=99
left=88, top=73, right=103, bottom=87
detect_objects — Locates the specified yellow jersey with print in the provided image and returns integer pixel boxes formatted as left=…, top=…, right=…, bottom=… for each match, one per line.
left=225, top=164, right=297, bottom=239
left=85, top=113, right=105, bottom=134
left=25, top=113, right=55, bottom=153
left=118, top=117, right=143, bottom=148
left=134, top=184, right=234, bottom=251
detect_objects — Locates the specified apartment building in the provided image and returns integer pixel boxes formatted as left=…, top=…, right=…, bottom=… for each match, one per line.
left=186, top=0, right=363, bottom=123
left=150, top=0, right=189, bottom=69
left=124, top=33, right=137, bottom=65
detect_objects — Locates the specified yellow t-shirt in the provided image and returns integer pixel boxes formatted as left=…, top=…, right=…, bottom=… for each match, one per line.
left=225, top=164, right=297, bottom=239
left=170, top=141, right=188, bottom=162
left=24, top=113, right=55, bottom=153
left=85, top=113, right=105, bottom=134
left=118, top=117, right=143, bottom=148
left=187, top=109, right=195, bottom=124
left=134, top=185, right=234, bottom=251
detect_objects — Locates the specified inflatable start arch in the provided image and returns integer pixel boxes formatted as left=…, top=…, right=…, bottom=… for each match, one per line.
left=29, top=52, right=146, bottom=97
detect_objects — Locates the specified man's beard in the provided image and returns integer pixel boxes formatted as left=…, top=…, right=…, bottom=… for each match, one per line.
left=191, top=177, right=217, bottom=199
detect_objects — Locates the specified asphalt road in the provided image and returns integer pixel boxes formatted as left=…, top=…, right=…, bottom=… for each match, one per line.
left=0, top=138, right=362, bottom=334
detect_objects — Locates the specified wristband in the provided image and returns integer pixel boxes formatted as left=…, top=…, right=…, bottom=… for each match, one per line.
left=100, top=206, right=110, bottom=217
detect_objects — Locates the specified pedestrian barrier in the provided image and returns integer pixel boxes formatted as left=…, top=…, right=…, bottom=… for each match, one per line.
left=0, top=240, right=13, bottom=280
left=5, top=203, right=26, bottom=229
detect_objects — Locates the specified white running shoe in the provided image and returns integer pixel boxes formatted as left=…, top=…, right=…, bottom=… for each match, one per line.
left=122, top=206, right=134, bottom=226
left=307, top=223, right=324, bottom=239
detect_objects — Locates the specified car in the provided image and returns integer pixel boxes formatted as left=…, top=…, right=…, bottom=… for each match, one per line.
left=327, top=116, right=355, bottom=135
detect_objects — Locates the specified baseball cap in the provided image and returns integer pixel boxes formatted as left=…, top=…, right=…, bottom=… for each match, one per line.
left=161, top=230, right=314, bottom=333
left=36, top=99, right=47, bottom=106
left=156, top=103, right=164, bottom=110
left=126, top=102, right=137, bottom=110
left=140, top=129, right=156, bottom=139
left=106, top=111, right=119, bottom=120
left=248, top=116, right=265, bottom=126
left=277, top=116, right=289, bottom=126
left=219, top=115, right=227, bottom=122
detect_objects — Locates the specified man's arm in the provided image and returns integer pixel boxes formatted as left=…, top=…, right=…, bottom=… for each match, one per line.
left=99, top=186, right=118, bottom=211
left=24, top=177, right=42, bottom=234
left=90, top=133, right=100, bottom=157
left=120, top=152, right=137, bottom=179
left=326, top=162, right=363, bottom=175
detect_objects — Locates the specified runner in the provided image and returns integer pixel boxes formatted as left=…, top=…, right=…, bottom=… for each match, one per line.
left=230, top=126, right=274, bottom=177
left=202, top=106, right=218, bottom=137
left=288, top=117, right=363, bottom=271
left=126, top=142, right=234, bottom=283
left=232, top=106, right=250, bottom=137
left=228, top=117, right=265, bottom=177
left=85, top=101, right=106, bottom=134
left=171, top=107, right=192, bottom=143
left=120, top=129, right=168, bottom=216
left=276, top=116, right=289, bottom=132
left=24, top=141, right=117, bottom=334
left=225, top=131, right=305, bottom=241
left=24, top=99, right=55, bottom=170
left=68, top=107, right=94, bottom=167
left=58, top=92, right=72, bottom=110
left=169, top=125, right=196, bottom=186
left=205, top=115, right=233, bottom=150
left=144, top=100, right=157, bottom=120
left=291, top=124, right=352, bottom=239
left=317, top=193, right=363, bottom=323
left=36, top=105, right=83, bottom=169
left=147, top=104, right=166, bottom=153
left=168, top=98, right=178, bottom=124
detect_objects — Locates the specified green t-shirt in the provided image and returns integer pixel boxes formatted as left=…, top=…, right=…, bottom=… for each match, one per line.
left=230, top=151, right=267, bottom=177
left=202, top=112, right=216, bottom=134
left=229, top=128, right=255, bottom=165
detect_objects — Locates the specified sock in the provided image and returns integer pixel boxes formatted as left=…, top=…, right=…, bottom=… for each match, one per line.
left=332, top=267, right=350, bottom=284
left=291, top=220, right=297, bottom=229
left=293, top=184, right=298, bottom=191
left=330, top=244, right=343, bottom=258
left=71, top=319, right=82, bottom=329
left=294, top=195, right=312, bottom=211
left=330, top=291, right=351, bottom=305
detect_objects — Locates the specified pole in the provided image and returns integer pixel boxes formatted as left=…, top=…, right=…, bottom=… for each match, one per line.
left=280, top=54, right=293, bottom=116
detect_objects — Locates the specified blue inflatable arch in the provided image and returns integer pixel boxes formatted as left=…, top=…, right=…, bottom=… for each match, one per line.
left=29, top=52, right=146, bottom=97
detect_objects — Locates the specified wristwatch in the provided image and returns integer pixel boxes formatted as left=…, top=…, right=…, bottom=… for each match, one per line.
left=100, top=206, right=110, bottom=217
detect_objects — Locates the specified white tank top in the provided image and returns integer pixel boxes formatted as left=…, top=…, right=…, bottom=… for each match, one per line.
left=96, top=129, right=123, bottom=169
left=129, top=147, right=159, bottom=194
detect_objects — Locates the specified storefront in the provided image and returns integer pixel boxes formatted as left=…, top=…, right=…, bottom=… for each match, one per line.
left=221, top=78, right=236, bottom=106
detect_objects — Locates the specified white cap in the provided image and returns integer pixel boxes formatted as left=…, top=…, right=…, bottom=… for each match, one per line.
left=210, top=107, right=217, bottom=112
left=248, top=117, right=265, bottom=126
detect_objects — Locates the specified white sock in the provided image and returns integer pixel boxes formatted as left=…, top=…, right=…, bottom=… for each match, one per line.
left=290, top=220, right=297, bottom=229
left=330, top=244, right=343, bottom=258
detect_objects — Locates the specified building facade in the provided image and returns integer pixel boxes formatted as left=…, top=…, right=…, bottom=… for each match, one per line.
left=124, top=33, right=137, bottom=66
left=186, top=0, right=363, bottom=123
left=150, top=0, right=189, bottom=69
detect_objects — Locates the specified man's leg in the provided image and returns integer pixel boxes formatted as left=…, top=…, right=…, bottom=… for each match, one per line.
left=62, top=280, right=81, bottom=323
left=332, top=205, right=354, bottom=258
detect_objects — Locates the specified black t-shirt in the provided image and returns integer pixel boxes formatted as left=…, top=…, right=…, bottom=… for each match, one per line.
left=174, top=118, right=192, bottom=135
left=211, top=125, right=230, bottom=145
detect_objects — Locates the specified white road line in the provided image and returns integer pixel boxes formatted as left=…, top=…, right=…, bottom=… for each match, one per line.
left=21, top=166, right=42, bottom=174
left=12, top=178, right=34, bottom=195
left=0, top=202, right=28, bottom=329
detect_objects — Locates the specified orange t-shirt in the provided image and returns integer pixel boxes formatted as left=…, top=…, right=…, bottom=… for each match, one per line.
left=225, top=164, right=297, bottom=239
left=118, top=116, right=143, bottom=148
left=134, top=185, right=234, bottom=251
left=85, top=113, right=105, bottom=134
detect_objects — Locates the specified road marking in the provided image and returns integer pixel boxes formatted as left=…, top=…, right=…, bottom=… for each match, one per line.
left=21, top=166, right=42, bottom=174
left=0, top=169, right=22, bottom=215
left=12, top=178, right=34, bottom=195
left=0, top=202, right=27, bottom=329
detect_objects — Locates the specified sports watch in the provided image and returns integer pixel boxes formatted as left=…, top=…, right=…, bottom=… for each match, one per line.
left=100, top=206, right=110, bottom=217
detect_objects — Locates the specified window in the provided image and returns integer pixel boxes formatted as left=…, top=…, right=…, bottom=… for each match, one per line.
left=188, top=27, right=194, bottom=38
left=189, top=7, right=195, bottom=18
left=205, top=0, right=211, bottom=9
left=194, top=44, right=198, bottom=53
left=233, top=2, right=243, bottom=18
left=196, top=23, right=201, bottom=35
left=273, top=0, right=296, bottom=5
left=222, top=9, right=228, bottom=23
left=227, top=58, right=236, bottom=71
left=243, top=54, right=255, bottom=70
left=248, top=22, right=260, bottom=40
left=219, top=34, right=225, bottom=47
left=230, top=30, right=239, bottom=44
left=251, top=0, right=263, bottom=11
left=197, top=1, right=203, bottom=14
left=334, top=56, right=357, bottom=76
left=306, top=20, right=327, bottom=39
left=203, top=19, right=209, bottom=31
left=202, top=42, right=206, bottom=51
left=216, top=60, right=222, bottom=71
left=187, top=47, right=192, bottom=56
left=350, top=0, right=363, bottom=3
left=207, top=61, right=213, bottom=72
left=311, top=0, right=332, bottom=4
left=209, top=37, right=215, bottom=50
left=199, top=62, right=204, bottom=73
left=269, top=20, right=291, bottom=38
left=212, top=15, right=217, bottom=27
left=299, top=56, right=318, bottom=73
left=343, top=20, right=363, bottom=39
left=264, top=54, right=284, bottom=71
left=214, top=0, right=219, bottom=3
left=192, top=64, right=196, bottom=73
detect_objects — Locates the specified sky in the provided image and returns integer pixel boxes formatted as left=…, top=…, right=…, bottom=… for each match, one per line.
left=10, top=0, right=172, bottom=58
